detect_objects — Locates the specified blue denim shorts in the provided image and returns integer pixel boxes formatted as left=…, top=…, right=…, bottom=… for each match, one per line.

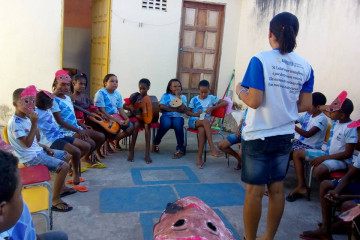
left=188, top=117, right=199, bottom=129
left=241, top=134, right=294, bottom=185
left=50, top=136, right=75, bottom=150
left=23, top=149, right=68, bottom=173
left=226, top=133, right=242, bottom=145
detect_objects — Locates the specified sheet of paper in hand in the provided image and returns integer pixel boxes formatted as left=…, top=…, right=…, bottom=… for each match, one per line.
left=339, top=205, right=360, bottom=222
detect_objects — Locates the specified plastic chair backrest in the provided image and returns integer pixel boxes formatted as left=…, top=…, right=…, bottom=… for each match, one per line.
left=19, top=165, right=51, bottom=185
left=211, top=106, right=226, bottom=118
left=325, top=123, right=332, bottom=143
left=22, top=186, right=50, bottom=213
left=2, top=125, right=9, bottom=144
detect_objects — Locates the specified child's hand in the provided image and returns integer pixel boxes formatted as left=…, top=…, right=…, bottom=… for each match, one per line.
left=205, top=107, right=213, bottom=114
left=78, top=130, right=90, bottom=141
left=84, top=125, right=93, bottom=130
left=324, top=190, right=340, bottom=204
left=175, top=89, right=181, bottom=98
left=29, top=112, right=39, bottom=125
left=236, top=131, right=241, bottom=139
left=43, top=146, right=55, bottom=157
left=196, top=110, right=203, bottom=117
left=310, top=156, right=327, bottom=167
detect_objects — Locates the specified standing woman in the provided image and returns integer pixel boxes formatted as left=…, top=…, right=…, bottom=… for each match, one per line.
left=236, top=12, right=314, bottom=240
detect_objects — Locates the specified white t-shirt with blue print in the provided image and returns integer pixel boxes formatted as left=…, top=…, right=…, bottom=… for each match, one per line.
left=35, top=108, right=64, bottom=147
left=94, top=88, right=123, bottom=114
left=326, top=120, right=358, bottom=157
left=353, top=154, right=360, bottom=169
left=0, top=202, right=36, bottom=240
left=188, top=95, right=220, bottom=120
left=7, top=115, right=43, bottom=164
left=241, top=49, right=314, bottom=141
left=159, top=93, right=187, bottom=118
left=297, top=112, right=328, bottom=149
left=52, top=95, right=82, bottom=137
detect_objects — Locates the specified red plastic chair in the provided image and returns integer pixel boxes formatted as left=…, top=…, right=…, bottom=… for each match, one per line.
left=184, top=106, right=227, bottom=162
left=19, top=165, right=50, bottom=185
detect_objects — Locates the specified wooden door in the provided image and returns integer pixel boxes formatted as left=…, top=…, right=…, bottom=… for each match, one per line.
left=90, top=0, right=111, bottom=98
left=177, top=1, right=225, bottom=100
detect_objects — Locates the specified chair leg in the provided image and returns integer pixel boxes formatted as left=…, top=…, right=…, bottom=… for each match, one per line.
left=204, top=139, right=207, bottom=163
left=307, top=166, right=314, bottom=201
left=227, top=153, right=229, bottom=167
left=184, top=128, right=187, bottom=154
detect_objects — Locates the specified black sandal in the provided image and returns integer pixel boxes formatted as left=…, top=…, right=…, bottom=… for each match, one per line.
left=152, top=144, right=159, bottom=153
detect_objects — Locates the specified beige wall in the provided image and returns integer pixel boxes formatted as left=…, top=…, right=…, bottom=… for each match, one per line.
left=0, top=0, right=63, bottom=124
left=109, top=0, right=241, bottom=100
left=235, top=0, right=360, bottom=119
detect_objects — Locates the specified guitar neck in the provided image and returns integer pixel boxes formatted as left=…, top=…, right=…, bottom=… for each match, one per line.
left=73, top=105, right=98, bottom=119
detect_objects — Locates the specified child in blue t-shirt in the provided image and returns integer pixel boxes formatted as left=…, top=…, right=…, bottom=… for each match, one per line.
left=36, top=90, right=91, bottom=186
left=51, top=70, right=106, bottom=168
left=94, top=74, right=137, bottom=161
left=153, top=79, right=187, bottom=159
left=287, top=92, right=328, bottom=201
left=218, top=108, right=247, bottom=170
left=187, top=80, right=228, bottom=168
left=0, top=151, right=68, bottom=239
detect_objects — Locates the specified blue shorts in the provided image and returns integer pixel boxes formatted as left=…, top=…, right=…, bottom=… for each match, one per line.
left=188, top=117, right=198, bottom=129
left=226, top=133, right=242, bottom=145
left=50, top=136, right=75, bottom=150
left=23, top=149, right=68, bottom=173
left=241, top=134, right=294, bottom=185
left=333, top=179, right=360, bottom=195
left=121, top=122, right=133, bottom=131
left=305, top=149, right=352, bottom=172
left=292, top=139, right=313, bottom=151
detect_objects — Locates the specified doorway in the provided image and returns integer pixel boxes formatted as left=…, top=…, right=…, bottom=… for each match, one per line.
left=177, top=1, right=225, bottom=101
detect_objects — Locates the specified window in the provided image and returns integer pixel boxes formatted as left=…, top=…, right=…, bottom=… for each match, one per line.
left=142, top=0, right=167, bottom=12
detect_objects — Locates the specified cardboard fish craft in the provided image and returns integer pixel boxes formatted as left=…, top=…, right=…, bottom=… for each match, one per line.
left=326, top=91, right=347, bottom=112
left=170, top=98, right=183, bottom=108
left=153, top=196, right=235, bottom=240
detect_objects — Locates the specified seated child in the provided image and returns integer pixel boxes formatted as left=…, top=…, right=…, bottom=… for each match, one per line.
left=125, top=78, right=153, bottom=163
left=36, top=90, right=91, bottom=186
left=299, top=98, right=357, bottom=184
left=7, top=87, right=72, bottom=212
left=51, top=70, right=106, bottom=168
left=187, top=80, right=228, bottom=168
left=94, top=73, right=138, bottom=161
left=0, top=150, right=68, bottom=239
left=300, top=124, right=360, bottom=240
left=217, top=108, right=247, bottom=170
left=153, top=78, right=187, bottom=159
left=70, top=73, right=108, bottom=158
left=287, top=92, right=328, bottom=201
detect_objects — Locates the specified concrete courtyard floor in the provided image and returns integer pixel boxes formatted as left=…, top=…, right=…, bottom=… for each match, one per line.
left=34, top=131, right=347, bottom=240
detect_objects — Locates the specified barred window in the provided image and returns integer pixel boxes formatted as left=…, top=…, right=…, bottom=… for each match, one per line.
left=142, top=0, right=167, bottom=12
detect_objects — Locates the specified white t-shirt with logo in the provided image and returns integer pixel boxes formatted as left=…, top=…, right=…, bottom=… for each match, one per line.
left=298, top=112, right=328, bottom=149
left=328, top=120, right=358, bottom=155
left=241, top=49, right=314, bottom=140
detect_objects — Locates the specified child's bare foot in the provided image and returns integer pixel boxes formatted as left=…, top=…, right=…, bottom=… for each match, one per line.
left=72, top=175, right=80, bottom=185
left=145, top=156, right=152, bottom=164
left=210, top=148, right=223, bottom=157
left=127, top=152, right=134, bottom=162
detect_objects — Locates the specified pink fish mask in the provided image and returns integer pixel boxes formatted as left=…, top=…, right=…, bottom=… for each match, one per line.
left=326, top=91, right=347, bottom=112
left=20, top=85, right=38, bottom=114
left=153, top=196, right=235, bottom=240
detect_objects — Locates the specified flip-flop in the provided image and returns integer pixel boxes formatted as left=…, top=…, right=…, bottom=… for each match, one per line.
left=172, top=150, right=184, bottom=159
left=197, top=162, right=205, bottom=169
left=80, top=166, right=87, bottom=173
left=86, top=162, right=106, bottom=168
left=60, top=188, right=77, bottom=198
left=66, top=177, right=85, bottom=184
left=286, top=193, right=304, bottom=202
left=51, top=202, right=73, bottom=212
left=73, top=185, right=88, bottom=192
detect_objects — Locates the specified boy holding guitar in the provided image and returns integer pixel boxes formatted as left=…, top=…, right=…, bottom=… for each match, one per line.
left=125, top=78, right=159, bottom=163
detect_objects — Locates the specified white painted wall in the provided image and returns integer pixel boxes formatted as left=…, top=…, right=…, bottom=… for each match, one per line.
left=0, top=0, right=63, bottom=124
left=63, top=27, right=91, bottom=82
left=109, top=0, right=241, bottom=100
left=235, top=0, right=360, bottom=119
left=0, top=0, right=62, bottom=124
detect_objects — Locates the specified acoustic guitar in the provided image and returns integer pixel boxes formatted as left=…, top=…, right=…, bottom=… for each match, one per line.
left=132, top=96, right=159, bottom=124
left=73, top=105, right=120, bottom=135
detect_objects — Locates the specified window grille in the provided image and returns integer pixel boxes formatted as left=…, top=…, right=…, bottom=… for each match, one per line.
left=142, top=0, right=167, bottom=12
